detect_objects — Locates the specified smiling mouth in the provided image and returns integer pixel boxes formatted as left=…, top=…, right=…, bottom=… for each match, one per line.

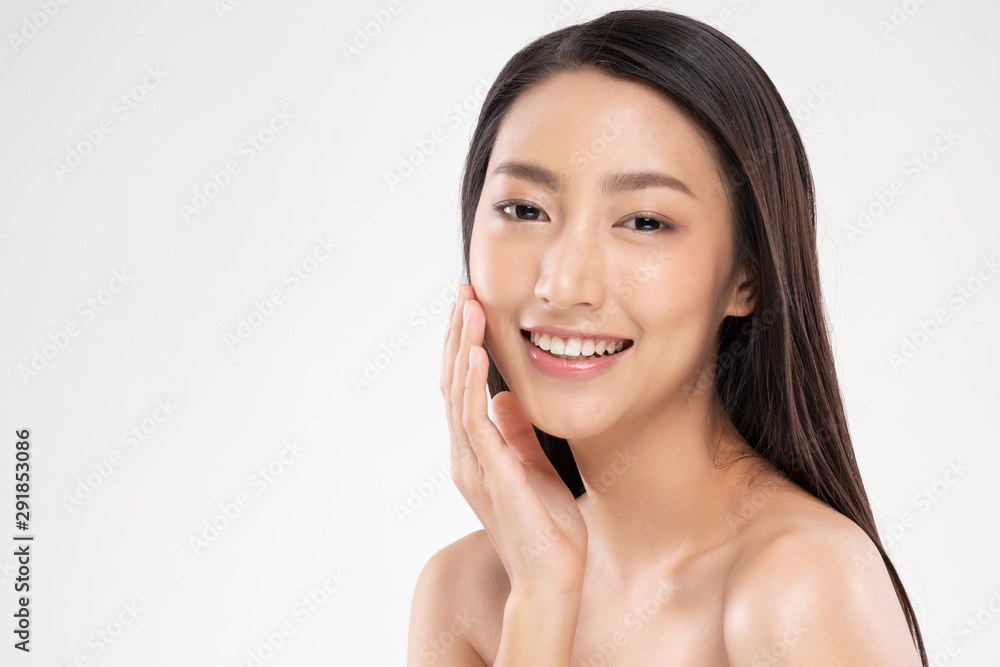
left=521, top=329, right=634, bottom=361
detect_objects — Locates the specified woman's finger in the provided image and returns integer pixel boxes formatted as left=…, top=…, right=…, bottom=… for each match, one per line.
left=463, top=330, right=556, bottom=551
left=442, top=285, right=478, bottom=477
left=449, top=289, right=480, bottom=465
left=491, top=391, right=560, bottom=478
left=463, top=342, right=521, bottom=483
left=457, top=297, right=526, bottom=486
left=439, top=284, right=466, bottom=401
left=438, top=299, right=456, bottom=398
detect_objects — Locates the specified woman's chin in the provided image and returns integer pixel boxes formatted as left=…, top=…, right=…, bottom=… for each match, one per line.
left=517, top=400, right=612, bottom=442
left=497, top=372, right=620, bottom=438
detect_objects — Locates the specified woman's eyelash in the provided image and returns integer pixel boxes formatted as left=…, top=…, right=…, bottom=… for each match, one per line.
left=493, top=200, right=674, bottom=232
left=493, top=200, right=547, bottom=221
left=620, top=214, right=675, bottom=233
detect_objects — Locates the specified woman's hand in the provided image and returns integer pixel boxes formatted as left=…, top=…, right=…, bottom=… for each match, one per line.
left=440, top=283, right=588, bottom=598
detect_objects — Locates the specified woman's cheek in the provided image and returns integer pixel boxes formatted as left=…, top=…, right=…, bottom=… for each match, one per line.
left=469, top=227, right=513, bottom=345
left=468, top=217, right=495, bottom=296
left=473, top=221, right=535, bottom=294
left=470, top=229, right=503, bottom=305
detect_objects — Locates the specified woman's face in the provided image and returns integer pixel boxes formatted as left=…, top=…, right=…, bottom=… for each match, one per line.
left=469, top=68, right=752, bottom=441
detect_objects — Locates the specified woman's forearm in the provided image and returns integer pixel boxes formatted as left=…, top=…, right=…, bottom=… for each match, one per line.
left=494, top=589, right=583, bottom=666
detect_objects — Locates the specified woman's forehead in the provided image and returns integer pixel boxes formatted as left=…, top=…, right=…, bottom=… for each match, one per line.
left=487, top=70, right=725, bottom=201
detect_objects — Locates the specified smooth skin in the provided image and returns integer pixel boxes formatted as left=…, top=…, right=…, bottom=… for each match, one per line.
left=408, top=69, right=922, bottom=666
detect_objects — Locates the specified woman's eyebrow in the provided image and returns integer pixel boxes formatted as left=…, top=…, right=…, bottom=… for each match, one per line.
left=603, top=170, right=695, bottom=198
left=491, top=160, right=564, bottom=192
left=490, top=159, right=695, bottom=198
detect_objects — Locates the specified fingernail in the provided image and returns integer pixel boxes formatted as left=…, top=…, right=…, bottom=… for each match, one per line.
left=448, top=300, right=455, bottom=320
left=468, top=346, right=477, bottom=368
left=463, top=301, right=470, bottom=320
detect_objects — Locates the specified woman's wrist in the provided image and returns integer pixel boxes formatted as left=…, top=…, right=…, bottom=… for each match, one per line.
left=494, top=588, right=583, bottom=666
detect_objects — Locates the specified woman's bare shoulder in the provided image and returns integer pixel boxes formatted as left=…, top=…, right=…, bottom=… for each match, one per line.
left=721, top=483, right=922, bottom=665
left=408, top=530, right=509, bottom=666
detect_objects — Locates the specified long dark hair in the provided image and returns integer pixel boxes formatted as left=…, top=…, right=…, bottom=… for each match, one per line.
left=457, top=9, right=925, bottom=664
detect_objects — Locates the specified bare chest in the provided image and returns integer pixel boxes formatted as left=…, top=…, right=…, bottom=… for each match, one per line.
left=569, top=576, right=730, bottom=666
left=474, top=573, right=732, bottom=666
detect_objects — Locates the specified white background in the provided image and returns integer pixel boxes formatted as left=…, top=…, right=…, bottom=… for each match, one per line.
left=0, top=0, right=997, bottom=665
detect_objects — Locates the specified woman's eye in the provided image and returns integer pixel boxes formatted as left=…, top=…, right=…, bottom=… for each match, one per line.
left=496, top=202, right=548, bottom=221
left=621, top=216, right=672, bottom=232
left=494, top=203, right=670, bottom=231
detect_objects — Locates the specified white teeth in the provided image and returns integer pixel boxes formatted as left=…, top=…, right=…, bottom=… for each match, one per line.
left=528, top=331, right=628, bottom=360
left=564, top=337, right=581, bottom=356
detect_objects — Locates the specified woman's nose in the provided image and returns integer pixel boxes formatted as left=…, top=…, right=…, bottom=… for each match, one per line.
left=533, top=223, right=606, bottom=311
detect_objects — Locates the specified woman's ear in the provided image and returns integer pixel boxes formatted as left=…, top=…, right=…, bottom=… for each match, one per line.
left=727, top=266, right=757, bottom=318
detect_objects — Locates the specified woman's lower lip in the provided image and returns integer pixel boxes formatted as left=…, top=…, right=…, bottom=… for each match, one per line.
left=522, top=333, right=630, bottom=379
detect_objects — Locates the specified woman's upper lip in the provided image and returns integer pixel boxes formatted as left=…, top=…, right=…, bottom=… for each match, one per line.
left=521, top=325, right=632, bottom=344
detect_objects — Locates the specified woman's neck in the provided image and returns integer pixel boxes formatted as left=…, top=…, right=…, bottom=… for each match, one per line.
left=568, top=391, right=765, bottom=583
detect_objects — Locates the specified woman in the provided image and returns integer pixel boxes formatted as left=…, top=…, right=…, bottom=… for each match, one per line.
left=409, top=9, right=927, bottom=666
